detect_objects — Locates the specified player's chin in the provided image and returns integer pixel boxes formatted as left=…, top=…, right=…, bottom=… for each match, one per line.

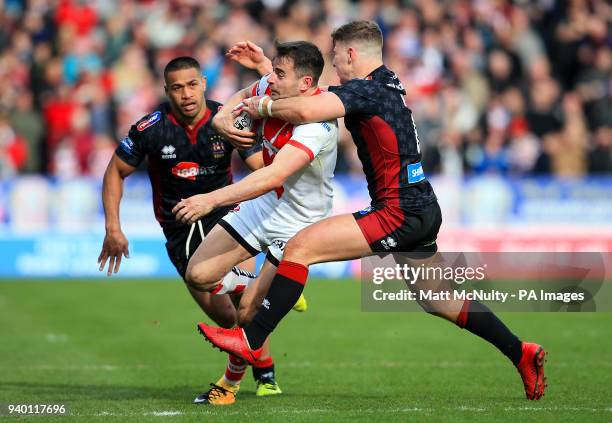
left=181, top=104, right=200, bottom=116
left=182, top=110, right=199, bottom=118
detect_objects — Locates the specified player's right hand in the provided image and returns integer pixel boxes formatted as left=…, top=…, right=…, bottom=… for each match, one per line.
left=98, top=230, right=130, bottom=277
left=212, top=110, right=256, bottom=149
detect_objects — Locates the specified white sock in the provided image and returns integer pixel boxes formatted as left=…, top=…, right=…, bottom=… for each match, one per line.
left=212, top=267, right=257, bottom=295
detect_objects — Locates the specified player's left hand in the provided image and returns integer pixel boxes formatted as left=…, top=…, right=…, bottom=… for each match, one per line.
left=172, top=195, right=215, bottom=224
left=238, top=96, right=271, bottom=119
left=212, top=110, right=256, bottom=149
left=226, top=40, right=272, bottom=75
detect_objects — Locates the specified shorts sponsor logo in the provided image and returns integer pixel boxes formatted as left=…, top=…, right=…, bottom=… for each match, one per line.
left=381, top=236, right=397, bottom=250
left=271, top=239, right=286, bottom=251
left=161, top=145, right=176, bottom=159
left=320, top=121, right=331, bottom=132
left=359, top=206, right=374, bottom=215
left=136, top=111, right=161, bottom=131
left=407, top=161, right=425, bottom=184
left=119, top=137, right=134, bottom=155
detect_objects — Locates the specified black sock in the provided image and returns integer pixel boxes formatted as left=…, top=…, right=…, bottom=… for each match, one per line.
left=459, top=301, right=523, bottom=366
left=252, top=364, right=275, bottom=381
left=244, top=261, right=308, bottom=350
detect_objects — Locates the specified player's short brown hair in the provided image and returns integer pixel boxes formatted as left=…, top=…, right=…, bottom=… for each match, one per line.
left=274, top=41, right=324, bottom=85
left=331, top=20, right=383, bottom=49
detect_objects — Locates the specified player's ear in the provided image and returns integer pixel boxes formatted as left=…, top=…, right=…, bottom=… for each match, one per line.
left=300, top=75, right=314, bottom=92
left=347, top=46, right=356, bottom=64
left=164, top=84, right=168, bottom=95
left=201, top=76, right=207, bottom=92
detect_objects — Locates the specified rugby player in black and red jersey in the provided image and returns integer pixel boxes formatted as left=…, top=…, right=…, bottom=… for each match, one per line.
left=200, top=22, right=548, bottom=401
left=98, top=56, right=297, bottom=404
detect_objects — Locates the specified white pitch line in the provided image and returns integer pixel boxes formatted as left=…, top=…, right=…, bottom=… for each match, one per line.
left=24, top=364, right=120, bottom=371
left=84, top=406, right=611, bottom=417
left=146, top=411, right=183, bottom=416
left=504, top=406, right=612, bottom=412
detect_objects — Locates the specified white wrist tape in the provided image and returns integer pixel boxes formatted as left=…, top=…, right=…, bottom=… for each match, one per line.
left=257, top=96, right=269, bottom=117
left=266, top=98, right=274, bottom=117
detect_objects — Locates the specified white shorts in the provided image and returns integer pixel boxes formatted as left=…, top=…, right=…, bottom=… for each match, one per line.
left=218, top=193, right=313, bottom=265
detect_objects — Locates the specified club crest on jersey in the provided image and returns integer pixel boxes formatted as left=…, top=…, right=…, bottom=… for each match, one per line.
left=137, top=111, right=161, bottom=131
left=211, top=140, right=225, bottom=159
left=161, top=145, right=176, bottom=159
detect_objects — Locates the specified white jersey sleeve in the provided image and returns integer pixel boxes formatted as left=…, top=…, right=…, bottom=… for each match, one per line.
left=288, top=121, right=337, bottom=161
left=252, top=74, right=271, bottom=96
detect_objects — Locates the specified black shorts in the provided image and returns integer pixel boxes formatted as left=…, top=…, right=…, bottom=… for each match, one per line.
left=353, top=200, right=442, bottom=256
left=163, top=206, right=234, bottom=280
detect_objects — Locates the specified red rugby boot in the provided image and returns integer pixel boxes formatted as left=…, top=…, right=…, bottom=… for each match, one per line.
left=197, top=323, right=262, bottom=365
left=516, top=342, right=547, bottom=400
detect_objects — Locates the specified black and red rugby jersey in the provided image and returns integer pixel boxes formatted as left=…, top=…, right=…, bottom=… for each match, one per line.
left=115, top=100, right=261, bottom=229
left=329, top=66, right=437, bottom=209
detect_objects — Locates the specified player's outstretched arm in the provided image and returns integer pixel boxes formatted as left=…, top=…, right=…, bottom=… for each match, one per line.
left=240, top=92, right=346, bottom=124
left=226, top=40, right=273, bottom=76
left=172, top=145, right=310, bottom=224
left=98, top=154, right=136, bottom=276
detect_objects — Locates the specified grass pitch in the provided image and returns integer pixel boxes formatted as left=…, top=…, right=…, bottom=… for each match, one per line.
left=0, top=279, right=610, bottom=422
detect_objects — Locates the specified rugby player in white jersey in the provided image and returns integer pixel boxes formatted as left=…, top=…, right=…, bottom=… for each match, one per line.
left=172, top=40, right=338, bottom=405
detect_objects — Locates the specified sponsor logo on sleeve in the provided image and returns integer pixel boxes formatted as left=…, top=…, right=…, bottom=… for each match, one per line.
left=407, top=161, right=425, bottom=184
left=119, top=137, right=135, bottom=155
left=136, top=111, right=161, bottom=131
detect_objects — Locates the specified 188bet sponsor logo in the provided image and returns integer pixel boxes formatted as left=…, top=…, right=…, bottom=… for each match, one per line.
left=171, top=162, right=216, bottom=180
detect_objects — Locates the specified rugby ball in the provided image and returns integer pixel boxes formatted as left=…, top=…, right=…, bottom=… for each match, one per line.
left=233, top=104, right=253, bottom=131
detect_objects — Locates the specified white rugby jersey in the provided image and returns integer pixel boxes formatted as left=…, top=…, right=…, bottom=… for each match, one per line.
left=250, top=75, right=338, bottom=223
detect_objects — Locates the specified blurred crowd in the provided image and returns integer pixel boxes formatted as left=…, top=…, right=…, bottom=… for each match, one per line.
left=0, top=0, right=610, bottom=179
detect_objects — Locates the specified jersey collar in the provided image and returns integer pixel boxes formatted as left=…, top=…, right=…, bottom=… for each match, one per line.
left=168, top=105, right=212, bottom=145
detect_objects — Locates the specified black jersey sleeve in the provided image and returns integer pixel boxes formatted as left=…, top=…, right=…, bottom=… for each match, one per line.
left=114, top=125, right=147, bottom=167
left=236, top=140, right=262, bottom=160
left=329, top=79, right=381, bottom=115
